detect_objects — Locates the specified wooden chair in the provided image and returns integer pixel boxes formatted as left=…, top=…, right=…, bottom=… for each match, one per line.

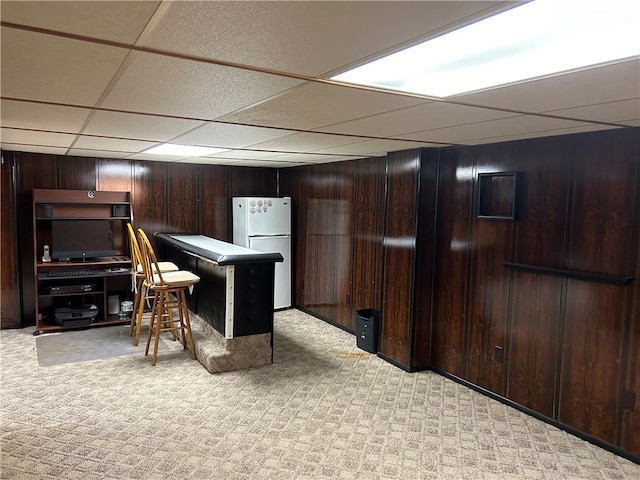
left=137, top=228, right=200, bottom=366
left=126, top=223, right=179, bottom=346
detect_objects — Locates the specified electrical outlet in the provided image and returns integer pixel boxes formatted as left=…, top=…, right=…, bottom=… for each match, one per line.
left=495, top=345, right=504, bottom=363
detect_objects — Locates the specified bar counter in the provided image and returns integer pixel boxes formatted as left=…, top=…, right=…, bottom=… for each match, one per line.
left=155, top=233, right=283, bottom=373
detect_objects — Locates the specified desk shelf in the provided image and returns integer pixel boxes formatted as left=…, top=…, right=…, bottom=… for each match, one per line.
left=32, top=189, right=133, bottom=334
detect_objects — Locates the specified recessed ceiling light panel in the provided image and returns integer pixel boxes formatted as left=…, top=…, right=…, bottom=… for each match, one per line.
left=331, top=0, right=640, bottom=97
left=143, top=143, right=230, bottom=156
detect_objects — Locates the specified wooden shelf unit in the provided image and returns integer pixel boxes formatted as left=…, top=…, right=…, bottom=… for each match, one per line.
left=32, top=189, right=133, bottom=334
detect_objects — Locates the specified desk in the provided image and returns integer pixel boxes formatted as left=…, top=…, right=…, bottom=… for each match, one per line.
left=155, top=233, right=282, bottom=373
left=35, top=257, right=132, bottom=333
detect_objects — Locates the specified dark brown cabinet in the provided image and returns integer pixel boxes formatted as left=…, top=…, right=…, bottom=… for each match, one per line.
left=32, top=189, right=133, bottom=333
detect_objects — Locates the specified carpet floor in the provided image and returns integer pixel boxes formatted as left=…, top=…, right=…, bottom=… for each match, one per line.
left=35, top=324, right=161, bottom=367
left=1, top=309, right=639, bottom=479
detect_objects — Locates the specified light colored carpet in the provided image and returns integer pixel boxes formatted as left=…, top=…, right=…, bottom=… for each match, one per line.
left=1, top=309, right=639, bottom=479
left=35, top=325, right=157, bottom=367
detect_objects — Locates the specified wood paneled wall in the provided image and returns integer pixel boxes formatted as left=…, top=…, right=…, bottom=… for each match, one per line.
left=379, top=151, right=420, bottom=366
left=1, top=154, right=21, bottom=328
left=282, top=127, right=640, bottom=459
left=4, top=151, right=277, bottom=325
left=431, top=127, right=640, bottom=458
left=281, top=150, right=436, bottom=371
left=281, top=159, right=384, bottom=330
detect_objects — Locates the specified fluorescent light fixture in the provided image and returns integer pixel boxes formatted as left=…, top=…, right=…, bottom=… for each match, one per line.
left=331, top=0, right=640, bottom=97
left=143, top=143, right=230, bottom=156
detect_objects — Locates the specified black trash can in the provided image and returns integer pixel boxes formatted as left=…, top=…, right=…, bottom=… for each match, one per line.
left=356, top=308, right=380, bottom=353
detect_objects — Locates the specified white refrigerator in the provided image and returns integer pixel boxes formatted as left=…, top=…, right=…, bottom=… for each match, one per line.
left=232, top=197, right=291, bottom=309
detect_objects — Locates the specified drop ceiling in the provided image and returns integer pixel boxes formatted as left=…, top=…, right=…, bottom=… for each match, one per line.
left=1, top=1, right=638, bottom=168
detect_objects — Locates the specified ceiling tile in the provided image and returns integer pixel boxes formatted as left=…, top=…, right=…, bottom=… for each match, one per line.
left=247, top=131, right=370, bottom=152
left=176, top=157, right=307, bottom=168
left=125, top=152, right=187, bottom=162
left=315, top=138, right=429, bottom=156
left=1, top=1, right=636, bottom=167
left=66, top=149, right=130, bottom=159
left=544, top=98, right=640, bottom=125
left=0, top=1, right=161, bottom=43
left=317, top=101, right=514, bottom=139
left=0, top=144, right=69, bottom=155
left=99, top=52, right=303, bottom=119
left=0, top=28, right=129, bottom=105
left=262, top=152, right=357, bottom=163
left=206, top=150, right=282, bottom=160
left=460, top=124, right=618, bottom=145
left=142, top=1, right=508, bottom=76
left=171, top=123, right=291, bottom=149
left=83, top=111, right=203, bottom=142
left=402, top=115, right=591, bottom=145
left=1, top=99, right=91, bottom=133
left=1, top=128, right=76, bottom=148
left=458, top=59, right=640, bottom=116
left=218, top=82, right=424, bottom=131
left=72, top=136, right=155, bottom=153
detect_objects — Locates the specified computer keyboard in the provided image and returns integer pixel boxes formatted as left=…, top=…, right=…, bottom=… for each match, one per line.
left=47, top=270, right=98, bottom=277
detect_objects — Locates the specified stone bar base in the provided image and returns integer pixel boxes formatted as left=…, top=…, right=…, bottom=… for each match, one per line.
left=189, top=314, right=272, bottom=373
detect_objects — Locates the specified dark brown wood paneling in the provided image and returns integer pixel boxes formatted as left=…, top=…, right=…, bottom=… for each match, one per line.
left=284, top=167, right=307, bottom=308
left=1, top=152, right=21, bottom=328
left=199, top=165, right=229, bottom=241
left=379, top=150, right=420, bottom=367
left=15, top=153, right=58, bottom=325
left=412, top=149, right=439, bottom=369
left=514, top=136, right=571, bottom=268
left=430, top=128, right=640, bottom=459
left=466, top=218, right=513, bottom=394
left=558, top=129, right=638, bottom=446
left=286, top=159, right=385, bottom=332
left=559, top=281, right=627, bottom=444
left=300, top=166, right=321, bottom=312
left=466, top=146, right=517, bottom=396
left=7, top=150, right=281, bottom=327
left=56, top=156, right=97, bottom=190
left=621, top=232, right=640, bottom=456
left=568, top=130, right=638, bottom=276
left=132, top=160, right=167, bottom=236
left=96, top=159, right=133, bottom=195
left=614, top=129, right=640, bottom=456
left=507, top=271, right=562, bottom=418
left=228, top=166, right=277, bottom=199
left=332, top=162, right=355, bottom=329
left=431, top=150, right=473, bottom=377
left=351, top=158, right=385, bottom=324
left=96, top=159, right=134, bottom=255
left=166, top=163, right=198, bottom=233
left=506, top=136, right=572, bottom=417
left=312, top=164, right=337, bottom=321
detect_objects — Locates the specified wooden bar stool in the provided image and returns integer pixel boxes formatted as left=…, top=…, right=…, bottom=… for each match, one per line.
left=137, top=228, right=200, bottom=366
left=126, top=223, right=179, bottom=346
